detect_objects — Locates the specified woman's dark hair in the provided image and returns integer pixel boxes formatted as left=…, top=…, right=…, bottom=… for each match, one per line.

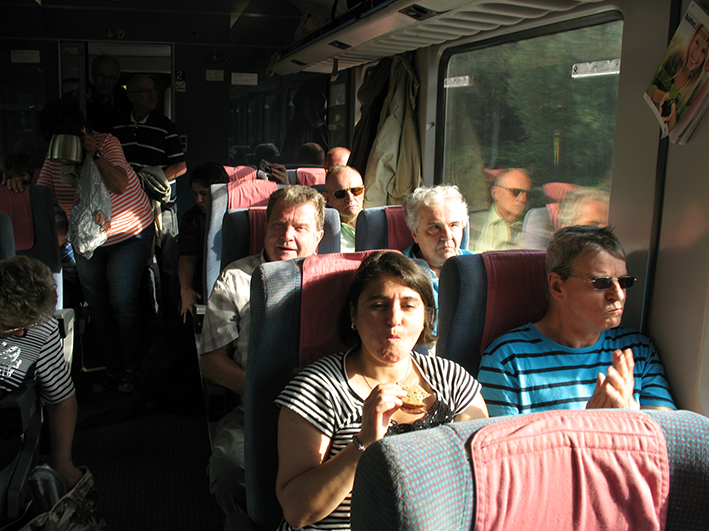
left=189, top=160, right=229, bottom=188
left=338, top=251, right=437, bottom=348
left=38, top=98, right=87, bottom=142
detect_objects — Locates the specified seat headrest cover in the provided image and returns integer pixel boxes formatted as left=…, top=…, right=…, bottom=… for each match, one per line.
left=471, top=409, right=670, bottom=531
left=248, top=207, right=268, bottom=256
left=224, top=165, right=257, bottom=182
left=299, top=251, right=379, bottom=369
left=480, top=250, right=547, bottom=354
left=546, top=203, right=561, bottom=231
left=0, top=187, right=34, bottom=251
left=227, top=179, right=277, bottom=209
left=543, top=182, right=580, bottom=203
left=296, top=167, right=326, bottom=187
left=385, top=206, right=414, bottom=251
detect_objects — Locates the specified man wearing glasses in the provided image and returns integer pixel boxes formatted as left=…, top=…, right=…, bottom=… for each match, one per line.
left=469, top=167, right=532, bottom=253
left=114, top=74, right=186, bottom=319
left=323, top=165, right=365, bottom=252
left=477, top=226, right=676, bottom=416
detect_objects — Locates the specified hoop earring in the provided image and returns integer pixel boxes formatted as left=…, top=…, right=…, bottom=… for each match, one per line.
left=351, top=322, right=357, bottom=330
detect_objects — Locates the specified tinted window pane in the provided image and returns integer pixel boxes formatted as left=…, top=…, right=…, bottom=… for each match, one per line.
left=441, top=21, right=622, bottom=252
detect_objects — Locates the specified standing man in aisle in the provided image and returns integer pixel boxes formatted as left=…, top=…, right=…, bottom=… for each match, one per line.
left=113, top=74, right=186, bottom=317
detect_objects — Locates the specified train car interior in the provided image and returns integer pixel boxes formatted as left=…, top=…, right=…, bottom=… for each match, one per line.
left=2, top=0, right=709, bottom=529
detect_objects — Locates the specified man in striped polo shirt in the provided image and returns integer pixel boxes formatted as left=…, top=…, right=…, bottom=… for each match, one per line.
left=478, top=226, right=676, bottom=416
left=113, top=74, right=186, bottom=316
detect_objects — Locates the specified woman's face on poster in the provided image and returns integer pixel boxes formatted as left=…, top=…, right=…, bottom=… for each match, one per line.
left=687, top=27, right=709, bottom=72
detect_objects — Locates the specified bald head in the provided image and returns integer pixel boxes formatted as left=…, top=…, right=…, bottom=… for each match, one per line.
left=491, top=168, right=531, bottom=223
left=324, top=147, right=351, bottom=170
left=324, top=165, right=365, bottom=227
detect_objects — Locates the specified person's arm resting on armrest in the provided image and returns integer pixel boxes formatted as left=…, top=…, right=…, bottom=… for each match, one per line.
left=199, top=344, right=246, bottom=395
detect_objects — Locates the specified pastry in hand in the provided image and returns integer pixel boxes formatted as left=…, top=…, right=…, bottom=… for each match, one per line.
left=400, top=384, right=430, bottom=413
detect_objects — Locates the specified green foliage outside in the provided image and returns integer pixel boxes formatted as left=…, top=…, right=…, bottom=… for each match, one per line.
left=442, top=20, right=622, bottom=211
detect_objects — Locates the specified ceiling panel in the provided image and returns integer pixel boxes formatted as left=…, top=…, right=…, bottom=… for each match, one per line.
left=274, top=0, right=612, bottom=75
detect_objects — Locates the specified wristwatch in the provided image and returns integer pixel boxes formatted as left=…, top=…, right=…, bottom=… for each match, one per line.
left=352, top=434, right=367, bottom=452
left=93, top=150, right=102, bottom=161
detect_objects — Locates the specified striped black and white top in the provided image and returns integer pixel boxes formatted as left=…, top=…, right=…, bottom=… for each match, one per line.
left=113, top=112, right=185, bottom=172
left=274, top=349, right=482, bottom=531
left=0, top=318, right=75, bottom=404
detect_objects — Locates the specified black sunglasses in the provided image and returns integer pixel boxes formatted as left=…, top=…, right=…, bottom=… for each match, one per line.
left=567, top=275, right=636, bottom=290
left=333, top=186, right=364, bottom=199
left=496, top=185, right=530, bottom=198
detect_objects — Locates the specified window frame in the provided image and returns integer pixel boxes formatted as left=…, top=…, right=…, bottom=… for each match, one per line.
left=434, top=11, right=625, bottom=185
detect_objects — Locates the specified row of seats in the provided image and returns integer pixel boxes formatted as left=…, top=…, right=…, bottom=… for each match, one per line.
left=0, top=185, right=63, bottom=305
left=202, top=195, right=470, bottom=303
left=242, top=251, right=709, bottom=530
left=197, top=185, right=709, bottom=530
left=223, top=165, right=326, bottom=188
left=0, top=186, right=75, bottom=366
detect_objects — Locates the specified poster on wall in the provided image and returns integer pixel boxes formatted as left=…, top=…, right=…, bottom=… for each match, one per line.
left=643, top=1, right=709, bottom=144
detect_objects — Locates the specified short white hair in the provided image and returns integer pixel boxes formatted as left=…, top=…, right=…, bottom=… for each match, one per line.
left=403, top=185, right=468, bottom=232
left=559, top=187, right=609, bottom=227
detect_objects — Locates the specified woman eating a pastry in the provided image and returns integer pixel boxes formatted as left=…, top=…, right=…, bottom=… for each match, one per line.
left=275, top=251, right=488, bottom=531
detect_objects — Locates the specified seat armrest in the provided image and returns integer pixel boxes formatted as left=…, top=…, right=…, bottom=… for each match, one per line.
left=0, top=385, right=42, bottom=522
left=193, top=304, right=206, bottom=334
left=0, top=385, right=39, bottom=433
left=54, top=308, right=75, bottom=368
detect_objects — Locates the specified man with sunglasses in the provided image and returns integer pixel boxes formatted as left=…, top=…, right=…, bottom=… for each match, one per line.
left=323, top=165, right=365, bottom=252
left=478, top=226, right=675, bottom=416
left=470, top=168, right=532, bottom=253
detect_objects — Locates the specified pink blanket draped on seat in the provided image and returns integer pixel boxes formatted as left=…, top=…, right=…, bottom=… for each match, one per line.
left=298, top=251, right=380, bottom=369
left=471, top=409, right=670, bottom=531
left=224, top=165, right=257, bottom=182
left=479, top=250, right=547, bottom=354
left=247, top=207, right=268, bottom=256
left=227, top=179, right=277, bottom=209
left=0, top=187, right=34, bottom=251
left=296, top=167, right=326, bottom=187
left=384, top=206, right=414, bottom=251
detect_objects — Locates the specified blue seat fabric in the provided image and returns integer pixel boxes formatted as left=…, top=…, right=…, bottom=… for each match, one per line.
left=437, top=251, right=547, bottom=377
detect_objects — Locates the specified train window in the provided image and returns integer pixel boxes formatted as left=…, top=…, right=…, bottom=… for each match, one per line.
left=247, top=98, right=258, bottom=149
left=328, top=72, right=351, bottom=150
left=262, top=92, right=280, bottom=146
left=440, top=20, right=623, bottom=252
